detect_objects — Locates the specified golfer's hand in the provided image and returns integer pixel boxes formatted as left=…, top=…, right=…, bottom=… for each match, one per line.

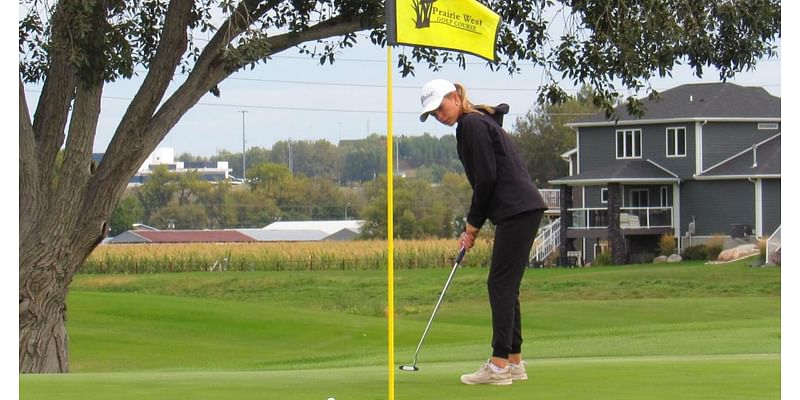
left=460, top=223, right=479, bottom=250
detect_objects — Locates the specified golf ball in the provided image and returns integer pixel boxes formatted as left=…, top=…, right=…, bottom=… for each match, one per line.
left=327, top=398, right=335, bottom=400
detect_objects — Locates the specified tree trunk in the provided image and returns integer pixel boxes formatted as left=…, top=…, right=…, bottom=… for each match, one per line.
left=19, top=249, right=77, bottom=373
left=607, top=183, right=626, bottom=265
left=558, top=184, right=572, bottom=266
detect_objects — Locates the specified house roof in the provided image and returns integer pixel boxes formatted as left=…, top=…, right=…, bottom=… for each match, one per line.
left=107, top=231, right=151, bottom=244
left=696, top=133, right=781, bottom=179
left=262, top=220, right=363, bottom=235
left=110, top=230, right=255, bottom=244
left=236, top=229, right=330, bottom=242
left=107, top=220, right=366, bottom=244
left=549, top=159, right=680, bottom=186
left=569, top=82, right=780, bottom=127
left=132, top=223, right=160, bottom=231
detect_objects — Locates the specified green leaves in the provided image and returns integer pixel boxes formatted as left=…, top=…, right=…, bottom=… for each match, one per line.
left=513, top=85, right=600, bottom=186
left=19, top=0, right=780, bottom=117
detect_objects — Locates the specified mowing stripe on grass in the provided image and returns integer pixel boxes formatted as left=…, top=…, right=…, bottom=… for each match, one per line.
left=21, top=354, right=779, bottom=400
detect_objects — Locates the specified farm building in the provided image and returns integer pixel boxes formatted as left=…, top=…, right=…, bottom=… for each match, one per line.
left=107, top=220, right=364, bottom=244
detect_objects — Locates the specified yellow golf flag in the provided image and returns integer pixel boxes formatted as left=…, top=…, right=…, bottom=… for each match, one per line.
left=387, top=0, right=501, bottom=62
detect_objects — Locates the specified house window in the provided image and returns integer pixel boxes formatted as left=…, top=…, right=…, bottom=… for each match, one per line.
left=666, top=127, right=686, bottom=157
left=630, top=189, right=649, bottom=207
left=601, top=188, right=608, bottom=203
left=660, top=186, right=669, bottom=207
left=616, top=129, right=642, bottom=159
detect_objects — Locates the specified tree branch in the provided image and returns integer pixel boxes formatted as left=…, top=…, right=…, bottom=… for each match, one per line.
left=93, top=5, right=382, bottom=203
left=97, top=0, right=280, bottom=198
left=148, top=12, right=383, bottom=145
left=183, top=0, right=280, bottom=82
left=100, top=0, right=195, bottom=177
left=234, top=14, right=384, bottom=69
left=19, top=78, right=39, bottom=244
left=60, top=81, right=104, bottom=214
left=94, top=0, right=278, bottom=200
left=30, top=0, right=78, bottom=200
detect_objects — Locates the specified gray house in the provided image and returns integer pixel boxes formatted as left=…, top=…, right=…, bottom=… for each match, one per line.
left=545, top=82, right=780, bottom=265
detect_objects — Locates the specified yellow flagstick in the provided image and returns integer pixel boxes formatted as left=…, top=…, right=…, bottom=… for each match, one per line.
left=386, top=45, right=395, bottom=400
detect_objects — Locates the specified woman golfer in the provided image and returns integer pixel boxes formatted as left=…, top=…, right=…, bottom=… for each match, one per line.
left=419, top=79, right=547, bottom=385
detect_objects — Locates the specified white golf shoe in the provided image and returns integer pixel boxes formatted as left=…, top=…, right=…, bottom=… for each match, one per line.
left=459, top=360, right=512, bottom=385
left=510, top=361, right=528, bottom=381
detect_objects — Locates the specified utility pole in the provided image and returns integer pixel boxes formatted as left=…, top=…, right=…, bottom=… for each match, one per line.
left=288, top=137, right=293, bottom=174
left=396, top=136, right=401, bottom=176
left=240, top=110, right=247, bottom=187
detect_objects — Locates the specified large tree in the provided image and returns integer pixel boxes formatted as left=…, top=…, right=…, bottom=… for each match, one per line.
left=19, top=0, right=779, bottom=373
left=511, top=85, right=600, bottom=187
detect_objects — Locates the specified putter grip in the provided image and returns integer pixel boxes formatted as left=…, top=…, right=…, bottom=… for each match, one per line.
left=455, top=247, right=466, bottom=264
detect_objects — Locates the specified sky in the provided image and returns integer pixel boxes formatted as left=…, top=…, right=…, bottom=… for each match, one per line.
left=89, top=38, right=781, bottom=157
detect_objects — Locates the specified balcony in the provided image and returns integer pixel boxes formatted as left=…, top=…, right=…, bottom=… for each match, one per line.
left=567, top=207, right=673, bottom=236
left=539, top=189, right=560, bottom=209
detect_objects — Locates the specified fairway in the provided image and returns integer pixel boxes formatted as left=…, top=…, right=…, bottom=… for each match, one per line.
left=20, top=261, right=780, bottom=399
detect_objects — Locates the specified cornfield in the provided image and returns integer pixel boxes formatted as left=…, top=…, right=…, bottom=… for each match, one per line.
left=82, top=239, right=495, bottom=274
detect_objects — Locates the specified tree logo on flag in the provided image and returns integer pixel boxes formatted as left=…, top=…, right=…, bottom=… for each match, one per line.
left=414, top=0, right=437, bottom=28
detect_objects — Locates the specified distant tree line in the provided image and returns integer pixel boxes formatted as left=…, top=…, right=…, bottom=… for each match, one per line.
left=110, top=164, right=362, bottom=235
left=111, top=92, right=599, bottom=237
left=179, top=133, right=462, bottom=185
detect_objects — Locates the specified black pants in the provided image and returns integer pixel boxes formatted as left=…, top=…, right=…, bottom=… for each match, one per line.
left=488, top=209, right=545, bottom=359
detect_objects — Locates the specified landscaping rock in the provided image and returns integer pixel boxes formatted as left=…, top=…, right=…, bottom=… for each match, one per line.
left=667, top=254, right=683, bottom=263
left=717, top=244, right=759, bottom=262
left=769, top=248, right=781, bottom=265
left=653, top=255, right=668, bottom=263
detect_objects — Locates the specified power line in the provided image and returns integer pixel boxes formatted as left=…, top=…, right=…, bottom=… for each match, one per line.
left=225, top=76, right=543, bottom=91
left=242, top=76, right=779, bottom=90
left=24, top=66, right=781, bottom=116
left=151, top=71, right=783, bottom=91
left=22, top=89, right=535, bottom=116
left=131, top=69, right=542, bottom=92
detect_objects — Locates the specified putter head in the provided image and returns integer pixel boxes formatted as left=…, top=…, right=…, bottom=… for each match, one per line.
left=398, top=365, right=419, bottom=372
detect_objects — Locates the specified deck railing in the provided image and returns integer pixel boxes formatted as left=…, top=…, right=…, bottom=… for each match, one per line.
left=530, top=217, right=561, bottom=263
left=568, top=207, right=673, bottom=229
left=539, top=189, right=560, bottom=209
left=766, top=226, right=781, bottom=263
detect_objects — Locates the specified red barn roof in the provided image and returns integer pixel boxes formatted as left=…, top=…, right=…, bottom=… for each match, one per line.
left=131, top=230, right=254, bottom=243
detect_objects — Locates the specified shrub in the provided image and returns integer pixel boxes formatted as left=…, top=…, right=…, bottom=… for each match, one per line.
left=658, top=233, right=677, bottom=256
left=545, top=248, right=560, bottom=267
left=681, top=244, right=707, bottom=261
left=758, top=238, right=767, bottom=264
left=705, top=235, right=726, bottom=261
left=593, top=252, right=613, bottom=266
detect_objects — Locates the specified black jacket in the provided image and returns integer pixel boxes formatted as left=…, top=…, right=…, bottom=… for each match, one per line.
left=456, top=111, right=547, bottom=229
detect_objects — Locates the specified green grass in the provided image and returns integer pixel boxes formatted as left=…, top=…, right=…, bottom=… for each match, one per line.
left=20, top=261, right=780, bottom=399
left=20, top=355, right=779, bottom=400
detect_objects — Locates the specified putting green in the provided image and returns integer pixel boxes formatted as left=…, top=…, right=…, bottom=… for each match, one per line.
left=21, top=354, right=779, bottom=400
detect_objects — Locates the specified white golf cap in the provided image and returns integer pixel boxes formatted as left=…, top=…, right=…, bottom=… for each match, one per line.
left=419, top=79, right=456, bottom=122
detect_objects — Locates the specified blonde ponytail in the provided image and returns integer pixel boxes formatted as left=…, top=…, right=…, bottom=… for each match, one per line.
left=453, top=83, right=480, bottom=115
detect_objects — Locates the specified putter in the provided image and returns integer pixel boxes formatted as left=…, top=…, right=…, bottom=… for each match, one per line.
left=399, top=246, right=467, bottom=372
